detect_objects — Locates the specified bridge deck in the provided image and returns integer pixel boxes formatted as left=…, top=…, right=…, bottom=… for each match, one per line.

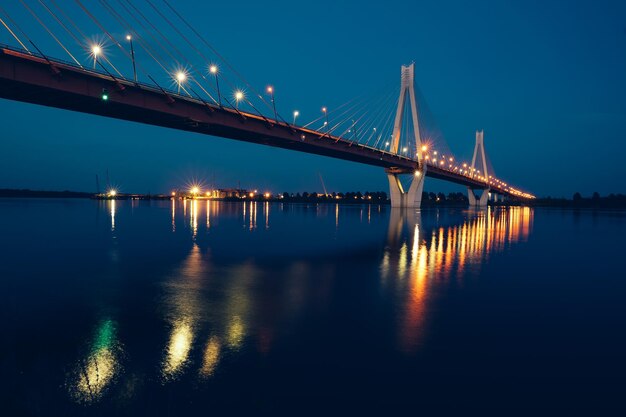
left=0, top=46, right=518, bottom=194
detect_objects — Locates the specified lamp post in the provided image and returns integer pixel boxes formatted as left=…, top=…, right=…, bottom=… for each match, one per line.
left=235, top=90, right=244, bottom=109
left=126, top=35, right=137, bottom=83
left=267, top=86, right=277, bottom=121
left=91, top=44, right=101, bottom=69
left=209, top=65, right=221, bottom=106
left=175, top=71, right=186, bottom=94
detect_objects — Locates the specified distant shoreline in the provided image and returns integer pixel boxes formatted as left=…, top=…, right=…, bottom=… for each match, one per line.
left=2, top=189, right=625, bottom=209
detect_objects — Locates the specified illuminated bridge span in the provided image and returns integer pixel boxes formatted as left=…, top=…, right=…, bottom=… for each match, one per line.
left=0, top=2, right=533, bottom=207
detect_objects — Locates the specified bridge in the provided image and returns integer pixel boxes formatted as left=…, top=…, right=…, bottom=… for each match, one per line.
left=0, top=2, right=533, bottom=207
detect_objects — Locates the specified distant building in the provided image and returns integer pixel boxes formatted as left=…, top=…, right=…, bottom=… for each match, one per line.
left=205, top=188, right=248, bottom=199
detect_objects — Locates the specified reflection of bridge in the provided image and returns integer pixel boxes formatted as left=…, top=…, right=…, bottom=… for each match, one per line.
left=0, top=2, right=533, bottom=206
left=383, top=206, right=533, bottom=351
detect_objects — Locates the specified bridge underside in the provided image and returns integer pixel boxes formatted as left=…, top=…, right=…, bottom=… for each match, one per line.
left=0, top=47, right=513, bottom=195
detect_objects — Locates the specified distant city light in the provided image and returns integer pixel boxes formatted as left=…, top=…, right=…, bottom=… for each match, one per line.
left=107, top=189, right=117, bottom=197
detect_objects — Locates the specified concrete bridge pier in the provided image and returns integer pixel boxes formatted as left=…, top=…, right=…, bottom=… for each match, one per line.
left=387, top=168, right=426, bottom=208
left=468, top=187, right=490, bottom=207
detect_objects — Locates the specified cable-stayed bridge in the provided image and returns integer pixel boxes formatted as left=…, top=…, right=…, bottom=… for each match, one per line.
left=0, top=1, right=534, bottom=207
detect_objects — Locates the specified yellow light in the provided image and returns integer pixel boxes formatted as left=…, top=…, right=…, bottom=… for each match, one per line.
left=433, top=151, right=438, bottom=155
left=322, top=107, right=327, bottom=113
left=421, top=145, right=427, bottom=152
left=209, top=65, right=218, bottom=74
left=171, top=191, right=176, bottom=196
left=414, top=171, right=421, bottom=177
left=264, top=192, right=270, bottom=198
left=108, top=189, right=117, bottom=197
left=235, top=90, right=244, bottom=101
left=266, top=86, right=273, bottom=93
left=176, top=71, right=186, bottom=83
left=190, top=186, right=199, bottom=194
left=126, top=35, right=131, bottom=41
left=249, top=192, right=254, bottom=198
left=402, top=147, right=407, bottom=152
left=92, top=45, right=101, bottom=56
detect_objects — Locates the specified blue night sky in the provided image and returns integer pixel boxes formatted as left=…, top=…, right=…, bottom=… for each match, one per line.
left=1, top=0, right=625, bottom=197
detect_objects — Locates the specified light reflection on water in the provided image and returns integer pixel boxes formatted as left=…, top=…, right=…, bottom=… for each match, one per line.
left=93, top=202, right=535, bottom=394
left=67, top=319, right=122, bottom=404
left=1, top=199, right=547, bottom=412
left=383, top=207, right=533, bottom=351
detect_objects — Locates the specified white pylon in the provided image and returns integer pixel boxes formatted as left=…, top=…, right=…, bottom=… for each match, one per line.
left=390, top=63, right=422, bottom=155
left=470, top=130, right=489, bottom=182
left=467, top=130, right=490, bottom=207
left=387, top=63, right=426, bottom=208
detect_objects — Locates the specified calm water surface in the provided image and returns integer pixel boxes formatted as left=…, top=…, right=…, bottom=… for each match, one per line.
left=1, top=199, right=625, bottom=415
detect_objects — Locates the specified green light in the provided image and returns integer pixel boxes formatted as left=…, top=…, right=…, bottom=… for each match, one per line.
left=102, top=94, right=108, bottom=101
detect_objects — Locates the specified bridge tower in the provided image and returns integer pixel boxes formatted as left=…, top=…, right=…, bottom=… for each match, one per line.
left=467, top=130, right=490, bottom=207
left=386, top=63, right=426, bottom=208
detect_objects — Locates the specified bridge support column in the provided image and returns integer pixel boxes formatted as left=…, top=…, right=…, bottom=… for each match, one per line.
left=468, top=188, right=489, bottom=208
left=387, top=169, right=426, bottom=208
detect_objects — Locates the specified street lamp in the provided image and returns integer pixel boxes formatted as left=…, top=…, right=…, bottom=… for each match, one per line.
left=126, top=35, right=137, bottom=83
left=267, top=86, right=277, bottom=121
left=209, top=65, right=221, bottom=106
left=234, top=90, right=244, bottom=109
left=322, top=107, right=328, bottom=132
left=91, top=44, right=101, bottom=69
left=293, top=110, right=299, bottom=125
left=175, top=70, right=187, bottom=94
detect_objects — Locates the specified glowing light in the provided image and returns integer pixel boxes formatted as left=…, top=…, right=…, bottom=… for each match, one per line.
left=321, top=107, right=327, bottom=113
left=421, top=145, right=428, bottom=152
left=385, top=141, right=390, bottom=146
left=293, top=110, right=299, bottom=117
left=171, top=191, right=176, bottom=196
left=91, top=44, right=101, bottom=57
left=264, top=192, right=271, bottom=198
left=209, top=65, right=218, bottom=74
left=176, top=71, right=187, bottom=83
left=190, top=186, right=200, bottom=195
left=402, top=147, right=408, bottom=152
left=235, top=90, right=244, bottom=101
left=126, top=35, right=131, bottom=41
left=107, top=189, right=117, bottom=197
